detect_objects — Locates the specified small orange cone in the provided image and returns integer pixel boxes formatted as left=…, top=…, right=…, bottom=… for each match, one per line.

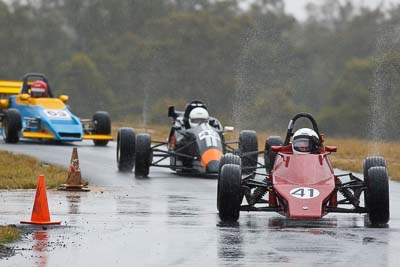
left=58, top=147, right=89, bottom=192
left=21, top=175, right=61, bottom=225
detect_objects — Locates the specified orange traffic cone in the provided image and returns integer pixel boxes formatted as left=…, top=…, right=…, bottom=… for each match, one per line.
left=21, top=175, right=61, bottom=225
left=58, top=147, right=89, bottom=192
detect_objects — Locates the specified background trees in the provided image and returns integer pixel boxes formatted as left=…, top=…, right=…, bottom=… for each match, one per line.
left=1, top=0, right=400, bottom=139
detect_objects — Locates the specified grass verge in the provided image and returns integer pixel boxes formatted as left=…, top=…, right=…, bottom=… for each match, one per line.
left=0, top=150, right=68, bottom=189
left=326, top=138, right=400, bottom=179
left=0, top=226, right=21, bottom=258
left=0, top=226, right=21, bottom=244
left=112, top=122, right=400, bottom=180
left=112, top=121, right=169, bottom=141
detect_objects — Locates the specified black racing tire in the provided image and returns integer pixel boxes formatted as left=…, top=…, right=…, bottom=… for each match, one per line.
left=239, top=130, right=258, bottom=175
left=218, top=153, right=242, bottom=174
left=366, top=166, right=390, bottom=225
left=168, top=135, right=177, bottom=171
left=135, top=133, right=152, bottom=177
left=217, top=154, right=241, bottom=211
left=218, top=164, right=242, bottom=222
left=363, top=156, right=386, bottom=182
left=117, top=127, right=136, bottom=172
left=92, top=111, right=111, bottom=146
left=169, top=154, right=177, bottom=171
left=363, top=156, right=387, bottom=208
left=264, top=136, right=283, bottom=174
left=2, top=108, right=22, bottom=143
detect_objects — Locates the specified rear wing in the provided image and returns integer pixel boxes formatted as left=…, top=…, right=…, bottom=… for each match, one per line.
left=0, top=80, right=22, bottom=96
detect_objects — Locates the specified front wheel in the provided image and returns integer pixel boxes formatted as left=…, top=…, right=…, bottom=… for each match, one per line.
left=135, top=133, right=152, bottom=177
left=363, top=156, right=386, bottom=182
left=117, top=128, right=136, bottom=172
left=2, top=109, right=22, bottom=143
left=218, top=164, right=242, bottom=222
left=218, top=154, right=241, bottom=211
left=365, top=166, right=390, bottom=225
left=92, top=111, right=111, bottom=146
left=363, top=156, right=387, bottom=208
left=239, top=130, right=258, bottom=175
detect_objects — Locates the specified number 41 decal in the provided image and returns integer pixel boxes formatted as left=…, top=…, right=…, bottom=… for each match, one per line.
left=290, top=187, right=320, bottom=199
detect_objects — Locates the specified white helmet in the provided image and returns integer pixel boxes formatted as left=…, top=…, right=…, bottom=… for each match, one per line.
left=292, top=128, right=319, bottom=154
left=189, top=107, right=209, bottom=128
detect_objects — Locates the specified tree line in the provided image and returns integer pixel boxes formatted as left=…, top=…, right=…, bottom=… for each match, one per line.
left=1, top=0, right=400, bottom=139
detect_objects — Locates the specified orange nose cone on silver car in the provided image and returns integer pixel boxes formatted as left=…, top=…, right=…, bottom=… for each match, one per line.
left=201, top=148, right=223, bottom=173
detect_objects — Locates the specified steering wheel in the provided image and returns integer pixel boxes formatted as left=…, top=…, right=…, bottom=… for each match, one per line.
left=283, top=112, right=322, bottom=146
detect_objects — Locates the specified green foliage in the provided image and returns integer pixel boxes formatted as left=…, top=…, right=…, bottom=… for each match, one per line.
left=1, top=0, right=400, bottom=139
left=56, top=53, right=114, bottom=116
left=253, top=88, right=297, bottom=131
left=319, top=58, right=372, bottom=137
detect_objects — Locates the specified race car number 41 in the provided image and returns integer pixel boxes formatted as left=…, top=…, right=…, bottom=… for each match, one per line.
left=290, top=187, right=320, bottom=199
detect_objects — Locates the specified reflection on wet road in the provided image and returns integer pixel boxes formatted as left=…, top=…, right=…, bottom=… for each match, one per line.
left=0, top=141, right=400, bottom=266
left=33, top=231, right=48, bottom=267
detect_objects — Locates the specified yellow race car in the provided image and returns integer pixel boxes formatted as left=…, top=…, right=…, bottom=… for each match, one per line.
left=0, top=73, right=112, bottom=146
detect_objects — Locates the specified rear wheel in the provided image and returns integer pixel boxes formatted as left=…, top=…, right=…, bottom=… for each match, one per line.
left=92, top=111, right=111, bottom=146
left=2, top=109, right=22, bottom=143
left=135, top=133, right=152, bottom=177
left=218, top=154, right=241, bottom=211
left=239, top=130, right=258, bottom=175
left=117, top=128, right=136, bottom=172
left=264, top=136, right=283, bottom=173
left=365, top=166, right=390, bottom=225
left=168, top=134, right=177, bottom=171
left=218, top=164, right=242, bottom=222
left=169, top=154, right=177, bottom=171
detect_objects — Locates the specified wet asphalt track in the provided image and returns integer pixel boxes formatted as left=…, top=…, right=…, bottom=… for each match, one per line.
left=0, top=140, right=400, bottom=266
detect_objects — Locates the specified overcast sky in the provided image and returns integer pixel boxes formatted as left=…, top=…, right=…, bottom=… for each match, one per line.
left=284, top=0, right=397, bottom=20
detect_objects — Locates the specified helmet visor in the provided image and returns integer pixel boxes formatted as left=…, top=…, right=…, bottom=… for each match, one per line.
left=293, top=138, right=311, bottom=153
left=190, top=118, right=208, bottom=125
left=31, top=88, right=46, bottom=97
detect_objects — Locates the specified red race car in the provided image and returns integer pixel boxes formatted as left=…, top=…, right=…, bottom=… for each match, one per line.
left=217, top=112, right=390, bottom=226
